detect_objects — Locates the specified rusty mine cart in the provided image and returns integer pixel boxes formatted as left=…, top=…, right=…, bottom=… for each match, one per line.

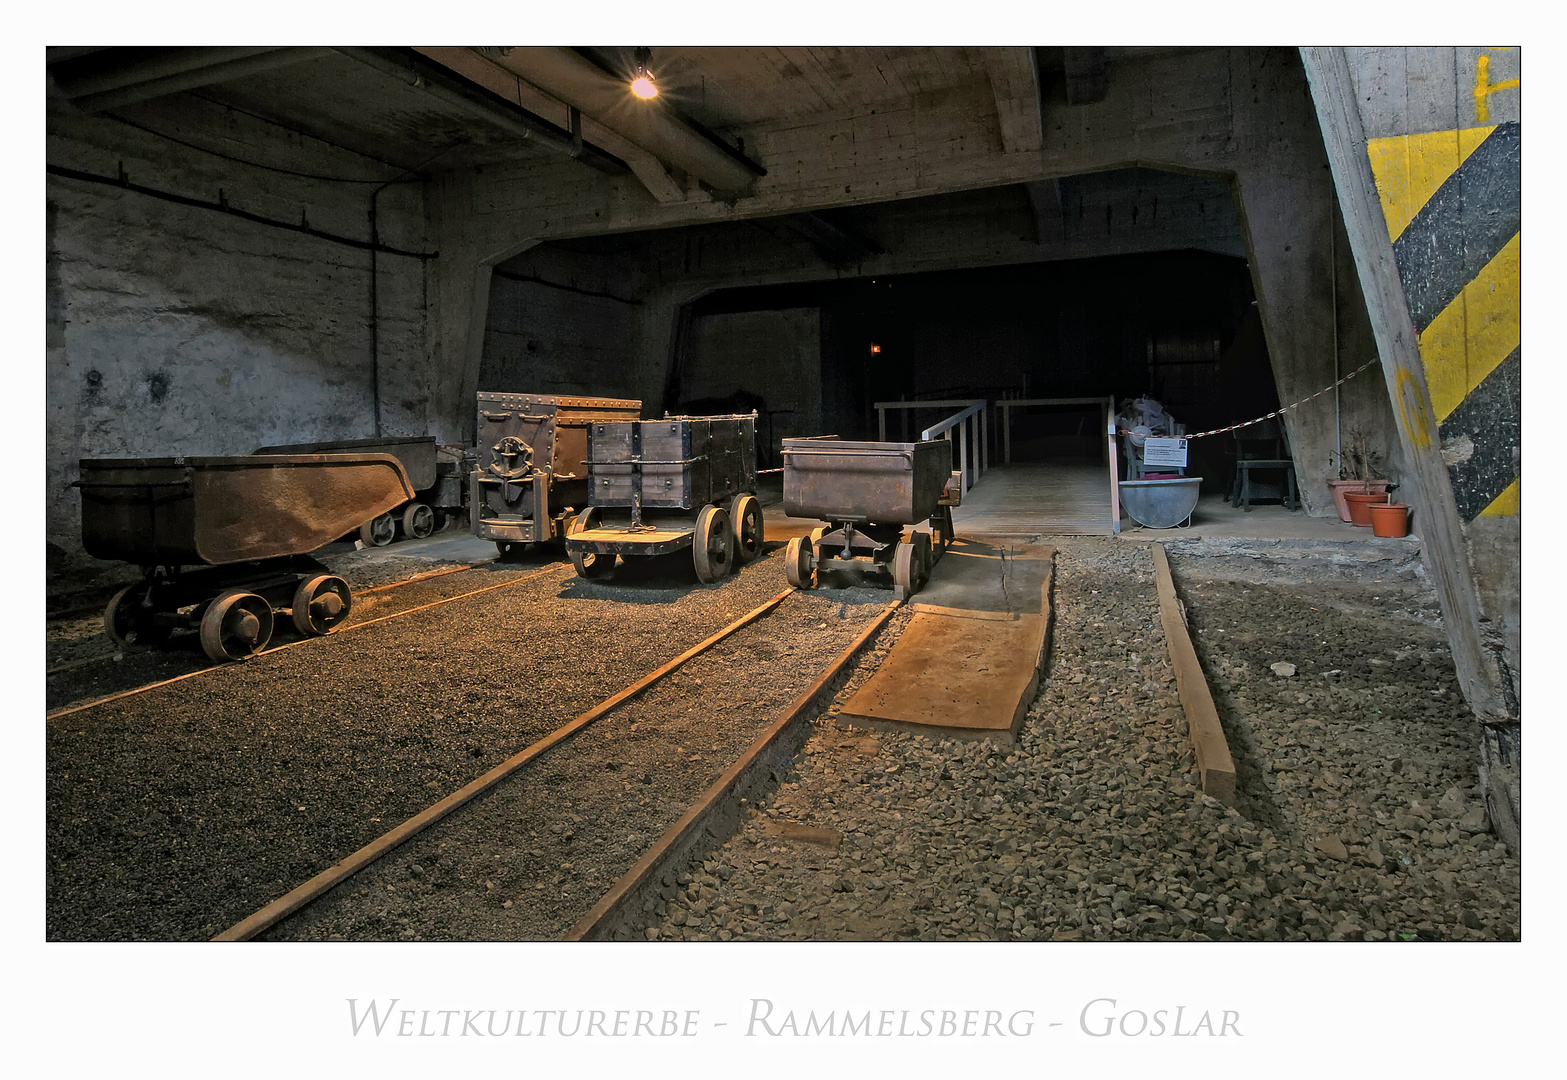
left=255, top=435, right=469, bottom=546
left=781, top=437, right=958, bottom=600
left=470, top=393, right=644, bottom=557
left=77, top=453, right=415, bottom=662
left=563, top=413, right=763, bottom=584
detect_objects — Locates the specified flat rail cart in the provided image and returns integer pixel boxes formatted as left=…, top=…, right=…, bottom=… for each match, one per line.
left=77, top=453, right=415, bottom=661
left=254, top=435, right=466, bottom=546
left=563, top=413, right=763, bottom=583
left=781, top=437, right=957, bottom=600
left=470, top=392, right=644, bottom=557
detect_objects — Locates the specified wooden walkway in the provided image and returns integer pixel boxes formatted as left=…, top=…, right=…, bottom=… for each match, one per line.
left=951, top=462, right=1115, bottom=537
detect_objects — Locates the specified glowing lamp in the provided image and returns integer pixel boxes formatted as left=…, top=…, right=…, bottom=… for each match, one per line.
left=870, top=344, right=882, bottom=354
left=630, top=74, right=658, bottom=99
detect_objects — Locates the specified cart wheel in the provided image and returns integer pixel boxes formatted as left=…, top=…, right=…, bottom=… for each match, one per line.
left=567, top=507, right=614, bottom=578
left=913, top=532, right=933, bottom=586
left=693, top=505, right=733, bottom=584
left=199, top=590, right=274, bottom=662
left=730, top=493, right=763, bottom=565
left=291, top=574, right=352, bottom=637
left=893, top=542, right=921, bottom=601
left=401, top=502, right=435, bottom=539
left=360, top=513, right=395, bottom=547
left=104, top=583, right=168, bottom=649
left=785, top=535, right=815, bottom=589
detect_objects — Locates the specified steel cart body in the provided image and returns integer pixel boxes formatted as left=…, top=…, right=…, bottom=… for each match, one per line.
left=470, top=392, right=644, bottom=556
left=254, top=435, right=466, bottom=545
left=781, top=437, right=957, bottom=600
left=77, top=453, right=414, bottom=661
left=563, top=413, right=762, bottom=583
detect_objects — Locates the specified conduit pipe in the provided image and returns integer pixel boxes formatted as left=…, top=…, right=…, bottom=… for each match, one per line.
left=67, top=48, right=336, bottom=113
left=485, top=47, right=763, bottom=194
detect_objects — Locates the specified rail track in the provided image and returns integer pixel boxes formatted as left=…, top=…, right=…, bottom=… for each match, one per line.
left=215, top=586, right=871, bottom=940
left=45, top=542, right=901, bottom=941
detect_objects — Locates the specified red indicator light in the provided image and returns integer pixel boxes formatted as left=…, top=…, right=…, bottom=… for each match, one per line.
left=870, top=344, right=882, bottom=354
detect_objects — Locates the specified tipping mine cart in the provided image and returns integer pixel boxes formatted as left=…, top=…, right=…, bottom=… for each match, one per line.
left=563, top=413, right=763, bottom=583
left=471, top=392, right=644, bottom=556
left=77, top=453, right=415, bottom=662
left=781, top=437, right=957, bottom=600
left=254, top=435, right=467, bottom=545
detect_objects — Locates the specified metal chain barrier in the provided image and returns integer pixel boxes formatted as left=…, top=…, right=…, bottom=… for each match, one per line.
left=1117, top=357, right=1380, bottom=439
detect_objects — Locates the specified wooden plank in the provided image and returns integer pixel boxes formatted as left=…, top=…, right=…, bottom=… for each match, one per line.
left=1151, top=545, right=1235, bottom=804
left=1300, top=47, right=1510, bottom=722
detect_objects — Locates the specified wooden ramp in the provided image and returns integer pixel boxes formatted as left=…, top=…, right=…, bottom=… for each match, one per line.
left=838, top=540, right=1054, bottom=742
left=952, top=462, right=1114, bottom=537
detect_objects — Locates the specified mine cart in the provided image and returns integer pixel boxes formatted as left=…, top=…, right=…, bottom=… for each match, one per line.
left=780, top=437, right=957, bottom=600
left=470, top=392, right=644, bottom=556
left=77, top=453, right=414, bottom=662
left=563, top=413, right=762, bottom=583
left=254, top=435, right=467, bottom=546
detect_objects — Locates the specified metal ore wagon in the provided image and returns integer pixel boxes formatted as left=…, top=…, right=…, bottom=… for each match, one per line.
left=77, top=453, right=414, bottom=661
left=563, top=413, right=763, bottom=583
left=781, top=437, right=957, bottom=600
left=470, top=392, right=644, bottom=556
left=254, top=434, right=467, bottom=545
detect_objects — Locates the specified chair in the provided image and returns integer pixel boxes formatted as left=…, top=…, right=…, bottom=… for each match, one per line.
left=1228, top=418, right=1297, bottom=511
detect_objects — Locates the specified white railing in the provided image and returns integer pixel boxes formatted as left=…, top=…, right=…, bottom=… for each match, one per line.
left=873, top=398, right=990, bottom=493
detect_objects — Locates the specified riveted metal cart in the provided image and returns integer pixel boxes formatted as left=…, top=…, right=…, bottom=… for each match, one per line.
left=77, top=453, right=414, bottom=662
left=563, top=413, right=762, bottom=583
left=781, top=437, right=956, bottom=600
left=469, top=392, right=644, bottom=556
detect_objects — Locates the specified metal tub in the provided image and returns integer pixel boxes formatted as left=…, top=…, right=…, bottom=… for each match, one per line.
left=77, top=454, right=415, bottom=566
left=254, top=435, right=438, bottom=491
left=782, top=438, right=951, bottom=524
left=1119, top=477, right=1202, bottom=529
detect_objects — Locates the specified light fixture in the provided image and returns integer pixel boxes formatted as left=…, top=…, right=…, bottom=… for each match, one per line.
left=630, top=47, right=658, bottom=99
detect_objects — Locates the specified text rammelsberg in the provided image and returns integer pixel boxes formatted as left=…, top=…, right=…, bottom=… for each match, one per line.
left=348, top=998, right=1241, bottom=1038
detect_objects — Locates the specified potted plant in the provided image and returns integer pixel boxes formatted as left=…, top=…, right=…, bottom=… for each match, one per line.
left=1328, top=427, right=1391, bottom=523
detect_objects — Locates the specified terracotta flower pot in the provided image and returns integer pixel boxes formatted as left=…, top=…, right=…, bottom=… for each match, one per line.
left=1328, top=478, right=1390, bottom=522
left=1344, top=490, right=1389, bottom=526
left=1370, top=503, right=1411, bottom=538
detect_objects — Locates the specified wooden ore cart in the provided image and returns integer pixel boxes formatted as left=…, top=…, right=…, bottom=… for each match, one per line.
left=254, top=435, right=467, bottom=545
left=77, top=453, right=415, bottom=661
left=470, top=393, right=643, bottom=557
left=781, top=437, right=956, bottom=600
left=563, top=413, right=763, bottom=583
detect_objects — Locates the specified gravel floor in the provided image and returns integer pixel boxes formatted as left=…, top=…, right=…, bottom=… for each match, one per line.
left=624, top=538, right=1520, bottom=942
left=45, top=542, right=850, bottom=940
left=264, top=585, right=893, bottom=941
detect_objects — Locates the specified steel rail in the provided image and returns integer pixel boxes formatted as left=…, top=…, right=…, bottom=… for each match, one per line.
left=567, top=598, right=901, bottom=940
left=213, top=587, right=796, bottom=941
left=45, top=564, right=569, bottom=721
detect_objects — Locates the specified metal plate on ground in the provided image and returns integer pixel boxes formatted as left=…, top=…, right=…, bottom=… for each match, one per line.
left=839, top=542, right=1055, bottom=740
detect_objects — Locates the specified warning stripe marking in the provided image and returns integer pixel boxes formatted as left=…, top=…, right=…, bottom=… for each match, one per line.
left=1390, top=120, right=1520, bottom=333
left=1367, top=124, right=1494, bottom=243
left=1417, top=231, right=1521, bottom=424
left=1437, top=347, right=1519, bottom=523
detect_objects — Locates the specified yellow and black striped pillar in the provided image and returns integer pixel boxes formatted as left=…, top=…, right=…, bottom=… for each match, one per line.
left=1366, top=119, right=1520, bottom=522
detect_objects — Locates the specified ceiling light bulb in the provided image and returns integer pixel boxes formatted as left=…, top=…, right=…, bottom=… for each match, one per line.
left=630, top=73, right=658, bottom=99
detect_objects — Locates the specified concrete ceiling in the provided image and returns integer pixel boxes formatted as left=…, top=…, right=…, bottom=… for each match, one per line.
left=47, top=46, right=1188, bottom=189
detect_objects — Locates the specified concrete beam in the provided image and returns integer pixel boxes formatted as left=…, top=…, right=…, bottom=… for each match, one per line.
left=61, top=49, right=335, bottom=114
left=1300, top=47, right=1511, bottom=731
left=970, top=47, right=1044, bottom=154
left=1063, top=47, right=1109, bottom=106
left=415, top=47, right=685, bottom=205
